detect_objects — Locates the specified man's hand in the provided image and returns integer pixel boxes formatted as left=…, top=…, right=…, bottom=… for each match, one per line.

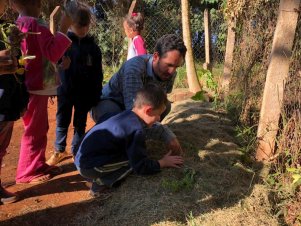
left=167, top=138, right=184, bottom=156
left=0, top=50, right=17, bottom=75
left=158, top=150, right=184, bottom=168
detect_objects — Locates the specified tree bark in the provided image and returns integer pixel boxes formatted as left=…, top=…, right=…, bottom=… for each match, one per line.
left=181, top=0, right=201, bottom=93
left=256, top=0, right=300, bottom=161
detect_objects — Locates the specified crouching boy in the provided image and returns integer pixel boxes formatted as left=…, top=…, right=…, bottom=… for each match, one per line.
left=74, top=84, right=184, bottom=198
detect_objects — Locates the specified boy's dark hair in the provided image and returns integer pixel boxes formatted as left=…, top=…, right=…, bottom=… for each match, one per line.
left=64, top=0, right=91, bottom=27
left=124, top=12, right=144, bottom=32
left=154, top=34, right=187, bottom=59
left=134, top=84, right=168, bottom=110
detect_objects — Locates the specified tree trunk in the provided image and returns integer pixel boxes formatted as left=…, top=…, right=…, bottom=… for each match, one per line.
left=256, top=0, right=300, bottom=161
left=203, top=8, right=212, bottom=71
left=181, top=0, right=201, bottom=93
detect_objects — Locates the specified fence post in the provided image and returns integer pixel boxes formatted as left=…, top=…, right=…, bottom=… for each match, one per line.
left=221, top=18, right=236, bottom=94
left=50, top=6, right=61, bottom=34
left=203, top=8, right=211, bottom=71
left=256, top=0, right=300, bottom=161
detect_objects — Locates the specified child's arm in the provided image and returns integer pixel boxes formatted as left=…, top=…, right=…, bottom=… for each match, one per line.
left=158, top=150, right=184, bottom=168
left=17, top=17, right=72, bottom=63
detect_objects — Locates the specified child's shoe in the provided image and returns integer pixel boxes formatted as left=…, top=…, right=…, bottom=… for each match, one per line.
left=0, top=186, right=18, bottom=204
left=89, top=182, right=112, bottom=200
left=46, top=151, right=69, bottom=166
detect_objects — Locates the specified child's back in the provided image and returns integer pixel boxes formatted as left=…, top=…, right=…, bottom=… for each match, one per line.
left=75, top=85, right=183, bottom=198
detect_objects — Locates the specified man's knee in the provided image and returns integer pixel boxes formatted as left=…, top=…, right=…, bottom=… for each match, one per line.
left=90, top=99, right=123, bottom=123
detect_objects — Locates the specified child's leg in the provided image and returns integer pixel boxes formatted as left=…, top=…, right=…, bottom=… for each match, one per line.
left=54, top=94, right=73, bottom=152
left=0, top=120, right=18, bottom=204
left=77, top=161, right=132, bottom=197
left=0, top=121, right=14, bottom=168
left=47, top=94, right=72, bottom=166
left=71, top=103, right=88, bottom=156
left=16, top=95, right=50, bottom=183
left=78, top=161, right=132, bottom=185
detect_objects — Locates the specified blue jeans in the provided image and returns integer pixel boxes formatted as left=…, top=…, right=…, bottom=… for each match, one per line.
left=55, top=94, right=90, bottom=155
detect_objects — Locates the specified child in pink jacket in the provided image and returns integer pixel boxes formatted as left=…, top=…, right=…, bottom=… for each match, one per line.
left=10, top=0, right=72, bottom=184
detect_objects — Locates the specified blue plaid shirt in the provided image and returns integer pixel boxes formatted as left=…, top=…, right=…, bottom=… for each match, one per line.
left=102, top=54, right=177, bottom=142
left=102, top=54, right=175, bottom=110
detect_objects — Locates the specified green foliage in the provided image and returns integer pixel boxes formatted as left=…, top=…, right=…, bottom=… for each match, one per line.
left=173, top=66, right=188, bottom=88
left=186, top=211, right=198, bottom=226
left=162, top=168, right=196, bottom=192
left=191, top=91, right=207, bottom=101
left=224, top=92, right=244, bottom=123
left=235, top=125, right=257, bottom=154
left=286, top=167, right=301, bottom=189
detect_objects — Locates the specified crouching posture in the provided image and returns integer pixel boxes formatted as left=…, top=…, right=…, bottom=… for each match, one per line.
left=74, top=85, right=184, bottom=198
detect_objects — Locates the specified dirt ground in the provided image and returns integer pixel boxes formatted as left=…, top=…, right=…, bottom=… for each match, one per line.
left=0, top=89, right=279, bottom=226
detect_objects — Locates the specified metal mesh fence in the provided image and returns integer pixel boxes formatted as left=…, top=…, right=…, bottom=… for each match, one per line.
left=93, top=3, right=226, bottom=68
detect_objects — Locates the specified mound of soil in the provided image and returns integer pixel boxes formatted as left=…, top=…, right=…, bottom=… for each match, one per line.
left=0, top=90, right=278, bottom=226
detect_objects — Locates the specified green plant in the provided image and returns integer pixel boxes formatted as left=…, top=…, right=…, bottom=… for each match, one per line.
left=191, top=90, right=207, bottom=101
left=286, top=167, right=301, bottom=190
left=224, top=92, right=244, bottom=123
left=235, top=124, right=257, bottom=154
left=162, top=168, right=196, bottom=192
left=186, top=211, right=198, bottom=226
left=174, top=66, right=188, bottom=88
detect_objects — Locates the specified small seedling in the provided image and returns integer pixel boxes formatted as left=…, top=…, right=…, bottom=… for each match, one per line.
left=162, top=168, right=196, bottom=192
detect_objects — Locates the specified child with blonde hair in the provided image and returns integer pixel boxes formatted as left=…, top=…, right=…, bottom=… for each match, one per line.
left=123, top=12, right=147, bottom=60
left=10, top=0, right=72, bottom=184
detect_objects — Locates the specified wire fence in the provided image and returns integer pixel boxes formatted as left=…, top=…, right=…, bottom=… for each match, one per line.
left=93, top=4, right=226, bottom=68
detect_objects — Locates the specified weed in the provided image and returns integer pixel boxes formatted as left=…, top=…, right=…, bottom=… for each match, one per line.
left=235, top=124, right=257, bottom=155
left=162, top=168, right=196, bottom=192
left=186, top=211, right=198, bottom=226
left=191, top=90, right=207, bottom=101
left=174, top=66, right=188, bottom=88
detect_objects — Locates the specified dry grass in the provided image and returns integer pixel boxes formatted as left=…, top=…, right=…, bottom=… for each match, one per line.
left=68, top=100, right=279, bottom=226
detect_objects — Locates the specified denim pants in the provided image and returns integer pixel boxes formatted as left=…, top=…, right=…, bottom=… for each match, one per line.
left=55, top=94, right=89, bottom=155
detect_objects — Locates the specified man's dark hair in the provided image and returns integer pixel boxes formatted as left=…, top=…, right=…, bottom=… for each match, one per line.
left=154, top=34, right=187, bottom=58
left=134, top=84, right=168, bottom=110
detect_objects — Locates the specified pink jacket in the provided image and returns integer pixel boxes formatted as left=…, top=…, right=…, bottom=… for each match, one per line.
left=16, top=16, right=71, bottom=92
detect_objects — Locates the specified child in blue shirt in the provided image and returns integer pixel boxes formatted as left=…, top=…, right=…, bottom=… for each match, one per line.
left=74, top=84, right=184, bottom=198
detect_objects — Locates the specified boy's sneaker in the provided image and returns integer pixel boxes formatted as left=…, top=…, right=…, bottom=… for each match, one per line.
left=89, top=182, right=112, bottom=200
left=0, top=186, right=18, bottom=204
left=46, top=151, right=69, bottom=166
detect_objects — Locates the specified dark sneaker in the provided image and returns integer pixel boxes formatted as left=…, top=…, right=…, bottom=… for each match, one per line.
left=89, top=182, right=112, bottom=200
left=0, top=186, right=18, bottom=204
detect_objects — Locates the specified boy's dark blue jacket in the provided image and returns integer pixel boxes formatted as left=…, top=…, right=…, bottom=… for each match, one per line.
left=58, top=32, right=103, bottom=107
left=0, top=20, right=29, bottom=121
left=74, top=110, right=161, bottom=175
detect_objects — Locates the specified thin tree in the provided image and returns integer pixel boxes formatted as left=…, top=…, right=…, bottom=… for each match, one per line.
left=181, top=0, right=201, bottom=93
